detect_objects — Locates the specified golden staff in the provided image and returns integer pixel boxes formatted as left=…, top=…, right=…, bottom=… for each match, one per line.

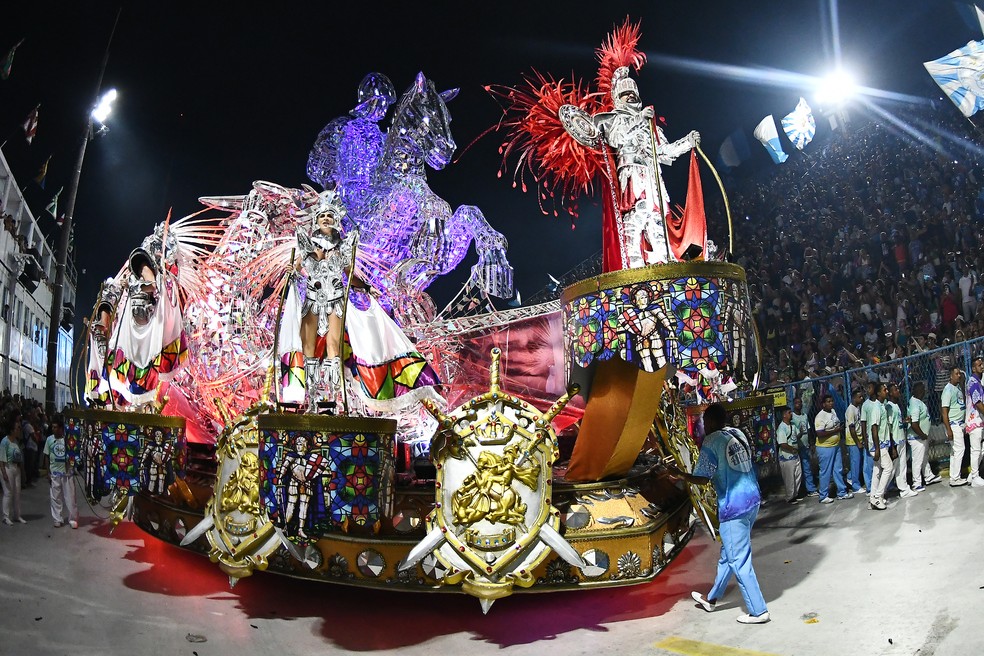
left=337, top=232, right=361, bottom=416
left=647, top=121, right=671, bottom=253
left=695, top=145, right=734, bottom=254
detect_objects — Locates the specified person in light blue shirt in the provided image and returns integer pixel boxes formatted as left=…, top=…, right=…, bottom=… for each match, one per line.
left=666, top=403, right=769, bottom=624
left=862, top=383, right=893, bottom=509
left=776, top=406, right=802, bottom=503
left=42, top=416, right=78, bottom=529
left=887, top=383, right=917, bottom=499
left=0, top=418, right=27, bottom=525
left=792, top=396, right=817, bottom=497
left=941, top=367, right=968, bottom=486
left=907, top=381, right=942, bottom=489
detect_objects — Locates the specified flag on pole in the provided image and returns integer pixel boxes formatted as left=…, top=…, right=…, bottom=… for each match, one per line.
left=0, top=39, right=24, bottom=81
left=23, top=104, right=39, bottom=144
left=46, top=187, right=63, bottom=220
left=781, top=97, right=816, bottom=150
left=717, top=129, right=751, bottom=169
left=753, top=115, right=788, bottom=164
left=34, top=156, right=51, bottom=188
left=924, top=40, right=984, bottom=117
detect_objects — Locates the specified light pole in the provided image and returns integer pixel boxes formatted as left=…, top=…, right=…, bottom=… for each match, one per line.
left=44, top=12, right=120, bottom=414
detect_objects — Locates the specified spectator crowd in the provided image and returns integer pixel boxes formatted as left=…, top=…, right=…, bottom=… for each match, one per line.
left=721, top=103, right=984, bottom=386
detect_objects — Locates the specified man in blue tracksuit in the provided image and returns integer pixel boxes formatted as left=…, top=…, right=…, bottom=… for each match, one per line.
left=666, top=403, right=770, bottom=624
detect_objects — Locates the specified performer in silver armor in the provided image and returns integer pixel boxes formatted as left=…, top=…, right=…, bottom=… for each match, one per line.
left=295, top=189, right=357, bottom=408
left=559, top=67, right=699, bottom=268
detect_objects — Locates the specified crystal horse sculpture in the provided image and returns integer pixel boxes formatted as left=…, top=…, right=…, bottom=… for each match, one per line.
left=307, top=72, right=513, bottom=326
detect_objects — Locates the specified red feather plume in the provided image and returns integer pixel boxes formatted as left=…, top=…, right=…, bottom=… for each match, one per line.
left=485, top=71, right=606, bottom=217
left=485, top=18, right=646, bottom=219
left=595, top=18, right=646, bottom=110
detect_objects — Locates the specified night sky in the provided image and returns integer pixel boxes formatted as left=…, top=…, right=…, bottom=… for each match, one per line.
left=0, top=1, right=979, bottom=331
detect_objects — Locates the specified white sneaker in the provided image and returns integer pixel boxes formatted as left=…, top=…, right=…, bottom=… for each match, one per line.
left=820, top=497, right=835, bottom=504
left=69, top=520, right=78, bottom=529
left=857, top=486, right=868, bottom=494
left=691, top=591, right=715, bottom=612
left=950, top=478, right=969, bottom=487
left=971, top=476, right=984, bottom=488
left=900, top=489, right=918, bottom=498
left=926, top=475, right=943, bottom=485
left=737, top=611, right=771, bottom=624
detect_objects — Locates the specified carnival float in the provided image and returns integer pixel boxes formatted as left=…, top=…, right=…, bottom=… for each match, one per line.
left=65, top=20, right=766, bottom=612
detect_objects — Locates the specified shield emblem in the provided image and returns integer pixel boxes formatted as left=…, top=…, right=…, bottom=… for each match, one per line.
left=182, top=405, right=285, bottom=582
left=403, top=348, right=583, bottom=610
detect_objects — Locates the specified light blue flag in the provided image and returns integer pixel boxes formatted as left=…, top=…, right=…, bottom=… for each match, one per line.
left=753, top=115, right=788, bottom=164
left=781, top=97, right=816, bottom=150
left=924, top=39, right=984, bottom=117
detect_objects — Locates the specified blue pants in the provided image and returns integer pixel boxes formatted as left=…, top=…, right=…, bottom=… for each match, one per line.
left=863, top=448, right=875, bottom=490
left=817, top=445, right=847, bottom=498
left=799, top=446, right=817, bottom=493
left=709, top=506, right=768, bottom=617
left=846, top=444, right=863, bottom=491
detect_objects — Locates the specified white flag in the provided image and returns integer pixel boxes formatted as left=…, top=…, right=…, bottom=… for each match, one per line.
left=753, top=115, right=788, bottom=164
left=781, top=97, right=816, bottom=150
left=924, top=39, right=984, bottom=117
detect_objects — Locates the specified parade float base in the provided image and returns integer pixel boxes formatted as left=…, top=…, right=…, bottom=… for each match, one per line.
left=132, top=463, right=697, bottom=593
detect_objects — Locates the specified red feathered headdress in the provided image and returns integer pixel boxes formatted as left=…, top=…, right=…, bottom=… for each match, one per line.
left=485, top=18, right=646, bottom=219
left=595, top=17, right=646, bottom=111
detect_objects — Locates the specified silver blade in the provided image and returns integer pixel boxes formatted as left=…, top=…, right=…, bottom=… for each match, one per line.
left=539, top=523, right=586, bottom=568
left=397, top=527, right=446, bottom=572
left=272, top=525, right=308, bottom=564
left=179, top=514, right=215, bottom=546
left=301, top=545, right=321, bottom=570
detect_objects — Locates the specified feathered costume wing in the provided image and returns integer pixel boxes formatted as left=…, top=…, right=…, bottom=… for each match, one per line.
left=486, top=18, right=647, bottom=220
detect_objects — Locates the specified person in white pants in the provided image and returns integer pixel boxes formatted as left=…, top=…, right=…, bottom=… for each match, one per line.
left=888, top=383, right=918, bottom=498
left=941, top=367, right=968, bottom=486
left=862, top=382, right=893, bottom=509
left=907, top=382, right=942, bottom=490
left=0, top=419, right=27, bottom=524
left=965, top=356, right=984, bottom=487
left=776, top=406, right=802, bottom=503
left=42, top=417, right=78, bottom=528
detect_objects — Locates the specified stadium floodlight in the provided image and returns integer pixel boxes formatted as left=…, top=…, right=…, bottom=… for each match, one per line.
left=91, top=88, right=118, bottom=124
left=816, top=70, right=856, bottom=107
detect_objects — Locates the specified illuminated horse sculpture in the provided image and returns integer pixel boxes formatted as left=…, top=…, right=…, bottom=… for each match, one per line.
left=307, top=72, right=513, bottom=326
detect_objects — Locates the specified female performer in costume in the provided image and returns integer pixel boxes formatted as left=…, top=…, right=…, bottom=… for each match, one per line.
left=279, top=189, right=441, bottom=413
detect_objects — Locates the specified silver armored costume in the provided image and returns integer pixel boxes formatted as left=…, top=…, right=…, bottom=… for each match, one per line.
left=559, top=66, right=699, bottom=268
